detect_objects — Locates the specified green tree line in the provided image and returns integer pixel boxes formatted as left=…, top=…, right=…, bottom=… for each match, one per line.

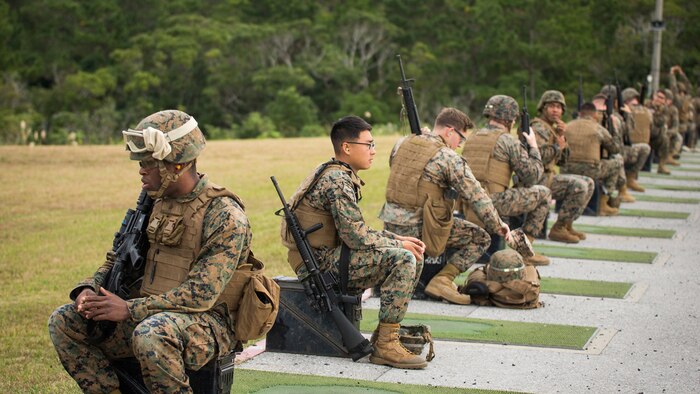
left=1, top=0, right=699, bottom=144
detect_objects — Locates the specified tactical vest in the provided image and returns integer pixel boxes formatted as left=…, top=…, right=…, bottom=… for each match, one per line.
left=281, top=161, right=361, bottom=272
left=531, top=117, right=557, bottom=187
left=466, top=265, right=542, bottom=309
left=461, top=129, right=511, bottom=227
left=565, top=119, right=600, bottom=165
left=629, top=105, right=652, bottom=144
left=679, top=97, right=693, bottom=123
left=140, top=181, right=251, bottom=317
left=385, top=135, right=454, bottom=257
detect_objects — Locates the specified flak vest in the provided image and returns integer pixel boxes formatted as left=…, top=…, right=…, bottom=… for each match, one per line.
left=679, top=96, right=693, bottom=124
left=140, top=182, right=252, bottom=318
left=531, top=117, right=558, bottom=188
left=564, top=119, right=601, bottom=165
left=281, top=161, right=362, bottom=273
left=385, top=135, right=454, bottom=257
left=629, top=105, right=652, bottom=144
left=466, top=265, right=542, bottom=309
left=461, top=129, right=511, bottom=227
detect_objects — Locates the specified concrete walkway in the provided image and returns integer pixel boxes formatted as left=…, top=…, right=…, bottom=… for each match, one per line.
left=239, top=152, right=700, bottom=394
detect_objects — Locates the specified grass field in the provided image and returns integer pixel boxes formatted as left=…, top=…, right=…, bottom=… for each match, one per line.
left=0, top=136, right=408, bottom=392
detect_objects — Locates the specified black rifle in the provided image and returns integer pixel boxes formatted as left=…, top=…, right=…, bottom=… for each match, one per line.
left=615, top=73, right=631, bottom=146
left=87, top=190, right=153, bottom=343
left=639, top=82, right=647, bottom=106
left=574, top=76, right=583, bottom=119
left=271, top=176, right=373, bottom=361
left=519, top=85, right=531, bottom=150
left=397, top=54, right=421, bottom=135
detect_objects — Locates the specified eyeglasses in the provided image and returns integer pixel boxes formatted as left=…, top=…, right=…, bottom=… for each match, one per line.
left=449, top=126, right=467, bottom=144
left=139, top=159, right=158, bottom=169
left=346, top=141, right=376, bottom=150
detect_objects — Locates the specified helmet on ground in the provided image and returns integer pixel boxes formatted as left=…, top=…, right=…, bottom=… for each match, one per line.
left=124, top=109, right=205, bottom=163
left=483, top=95, right=519, bottom=122
left=622, top=88, right=640, bottom=103
left=537, top=90, right=567, bottom=113
left=486, top=250, right=525, bottom=283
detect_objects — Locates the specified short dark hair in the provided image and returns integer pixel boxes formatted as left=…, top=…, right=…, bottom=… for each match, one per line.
left=580, top=102, right=597, bottom=115
left=434, top=107, right=473, bottom=132
left=331, top=115, right=372, bottom=154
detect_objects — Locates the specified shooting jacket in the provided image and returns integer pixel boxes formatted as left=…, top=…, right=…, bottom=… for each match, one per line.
left=281, top=160, right=360, bottom=272
left=565, top=119, right=601, bottom=165
left=629, top=105, right=652, bottom=144
left=385, top=134, right=454, bottom=256
left=140, top=182, right=249, bottom=316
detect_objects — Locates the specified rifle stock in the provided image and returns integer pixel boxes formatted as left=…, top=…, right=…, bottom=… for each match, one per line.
left=519, top=85, right=531, bottom=150
left=271, top=176, right=373, bottom=361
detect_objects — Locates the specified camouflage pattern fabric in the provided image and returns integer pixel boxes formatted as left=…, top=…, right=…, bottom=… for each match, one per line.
left=666, top=105, right=682, bottom=154
left=530, top=117, right=591, bottom=222
left=563, top=158, right=622, bottom=192
left=126, top=109, right=206, bottom=163
left=549, top=174, right=594, bottom=222
left=479, top=124, right=548, bottom=236
left=49, top=176, right=250, bottom=393
left=385, top=218, right=490, bottom=273
left=486, top=249, right=525, bottom=282
left=483, top=95, right=520, bottom=122
left=649, top=103, right=671, bottom=158
left=295, top=163, right=418, bottom=324
left=623, top=143, right=652, bottom=172
left=380, top=133, right=505, bottom=233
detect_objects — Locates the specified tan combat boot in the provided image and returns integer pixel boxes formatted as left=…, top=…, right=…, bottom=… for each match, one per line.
left=598, top=195, right=619, bottom=216
left=548, top=220, right=579, bottom=243
left=667, top=156, right=680, bottom=166
left=566, top=222, right=587, bottom=240
left=524, top=234, right=550, bottom=266
left=424, top=264, right=471, bottom=305
left=657, top=158, right=671, bottom=175
left=619, top=185, right=636, bottom=203
left=370, top=323, right=428, bottom=369
left=626, top=171, right=645, bottom=192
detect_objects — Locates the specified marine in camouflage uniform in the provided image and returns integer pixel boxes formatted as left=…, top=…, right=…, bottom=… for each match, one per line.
left=693, top=87, right=700, bottom=151
left=663, top=88, right=682, bottom=164
left=647, top=90, right=673, bottom=174
left=594, top=89, right=627, bottom=206
left=670, top=66, right=697, bottom=151
left=530, top=90, right=594, bottom=243
left=621, top=87, right=653, bottom=192
left=379, top=108, right=509, bottom=305
left=48, top=110, right=251, bottom=394
left=462, top=95, right=551, bottom=266
left=281, top=115, right=427, bottom=369
left=600, top=85, right=650, bottom=202
left=560, top=103, right=621, bottom=216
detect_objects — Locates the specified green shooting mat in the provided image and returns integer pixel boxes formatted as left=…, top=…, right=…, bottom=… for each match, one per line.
left=533, top=244, right=657, bottom=263
left=546, top=222, right=675, bottom=238
left=361, top=310, right=597, bottom=350
left=618, top=208, right=689, bottom=219
left=632, top=194, right=700, bottom=204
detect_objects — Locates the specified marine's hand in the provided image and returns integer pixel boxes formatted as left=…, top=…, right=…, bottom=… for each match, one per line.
left=402, top=240, right=424, bottom=262
left=75, top=288, right=96, bottom=319
left=523, top=127, right=538, bottom=149
left=81, top=288, right=130, bottom=322
left=396, top=235, right=425, bottom=252
left=498, top=223, right=511, bottom=239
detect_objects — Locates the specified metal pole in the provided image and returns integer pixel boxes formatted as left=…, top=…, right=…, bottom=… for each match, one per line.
left=650, top=0, right=664, bottom=93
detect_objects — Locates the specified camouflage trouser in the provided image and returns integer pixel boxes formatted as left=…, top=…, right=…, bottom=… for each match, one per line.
left=612, top=154, right=626, bottom=190
left=650, top=132, right=670, bottom=159
left=48, top=303, right=231, bottom=394
left=320, top=245, right=419, bottom=324
left=689, top=123, right=698, bottom=149
left=561, top=159, right=621, bottom=193
left=548, top=174, right=594, bottom=223
left=385, top=216, right=491, bottom=273
left=490, top=185, right=551, bottom=236
left=669, top=130, right=683, bottom=155
left=623, top=143, right=651, bottom=172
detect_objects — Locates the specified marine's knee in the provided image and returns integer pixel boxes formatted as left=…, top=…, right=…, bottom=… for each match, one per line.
left=48, top=304, right=79, bottom=342
left=393, top=249, right=418, bottom=277
left=534, top=185, right=552, bottom=201
left=132, top=315, right=177, bottom=356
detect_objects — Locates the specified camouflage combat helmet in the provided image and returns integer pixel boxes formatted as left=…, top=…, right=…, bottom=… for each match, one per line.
left=483, top=95, right=519, bottom=122
left=486, top=250, right=525, bottom=283
left=621, top=88, right=640, bottom=103
left=600, top=84, right=617, bottom=97
left=663, top=88, right=674, bottom=101
left=537, top=90, right=567, bottom=113
left=123, top=109, right=205, bottom=163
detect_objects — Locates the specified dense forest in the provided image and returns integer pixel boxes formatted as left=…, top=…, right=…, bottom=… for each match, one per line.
left=1, top=0, right=699, bottom=144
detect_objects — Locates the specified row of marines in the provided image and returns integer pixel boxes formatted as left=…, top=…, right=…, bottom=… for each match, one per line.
left=47, top=72, right=693, bottom=392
